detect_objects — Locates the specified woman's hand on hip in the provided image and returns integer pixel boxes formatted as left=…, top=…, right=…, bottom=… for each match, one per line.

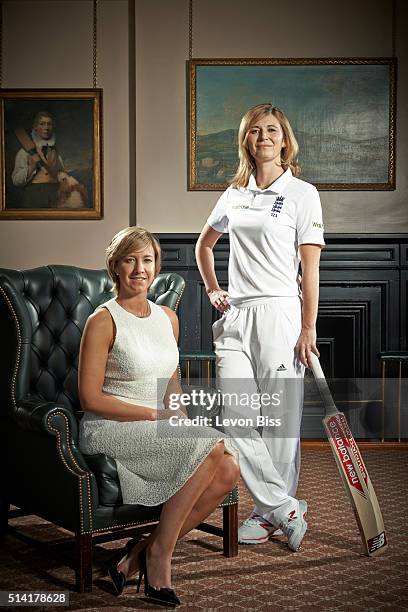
left=208, top=289, right=231, bottom=313
left=295, top=327, right=320, bottom=368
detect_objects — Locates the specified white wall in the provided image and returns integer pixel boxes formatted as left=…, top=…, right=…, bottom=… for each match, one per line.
left=0, top=0, right=130, bottom=269
left=135, top=0, right=407, bottom=233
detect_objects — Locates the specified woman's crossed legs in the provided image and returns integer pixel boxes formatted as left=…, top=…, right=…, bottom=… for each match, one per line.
left=118, top=442, right=239, bottom=589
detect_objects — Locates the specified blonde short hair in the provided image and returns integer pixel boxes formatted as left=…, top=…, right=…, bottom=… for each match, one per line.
left=231, top=103, right=300, bottom=188
left=106, top=226, right=161, bottom=293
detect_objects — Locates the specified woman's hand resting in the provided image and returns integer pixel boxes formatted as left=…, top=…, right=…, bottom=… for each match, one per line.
left=295, top=327, right=320, bottom=368
left=153, top=408, right=187, bottom=421
left=208, top=289, right=231, bottom=313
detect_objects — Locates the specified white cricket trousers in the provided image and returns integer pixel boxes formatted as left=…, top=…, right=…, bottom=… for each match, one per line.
left=213, top=297, right=305, bottom=525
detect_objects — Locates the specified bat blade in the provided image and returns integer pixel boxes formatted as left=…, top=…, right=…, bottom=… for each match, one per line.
left=311, top=354, right=388, bottom=557
left=14, top=126, right=48, bottom=168
left=14, top=126, right=36, bottom=152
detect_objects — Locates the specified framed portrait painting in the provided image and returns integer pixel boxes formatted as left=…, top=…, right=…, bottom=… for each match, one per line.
left=188, top=58, right=396, bottom=191
left=0, top=89, right=103, bottom=219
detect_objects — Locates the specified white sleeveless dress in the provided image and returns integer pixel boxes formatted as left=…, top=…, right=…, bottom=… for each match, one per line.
left=79, top=298, right=236, bottom=506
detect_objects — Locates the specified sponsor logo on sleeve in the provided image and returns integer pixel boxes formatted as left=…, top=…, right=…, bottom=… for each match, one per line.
left=312, top=221, right=324, bottom=229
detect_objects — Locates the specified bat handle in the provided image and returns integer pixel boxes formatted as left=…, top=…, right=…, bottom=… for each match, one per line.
left=309, top=353, right=338, bottom=415
left=27, top=147, right=47, bottom=171
left=309, top=353, right=325, bottom=378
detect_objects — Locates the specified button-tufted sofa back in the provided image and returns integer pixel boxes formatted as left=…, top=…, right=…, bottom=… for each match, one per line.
left=0, top=266, right=185, bottom=419
left=0, top=266, right=115, bottom=413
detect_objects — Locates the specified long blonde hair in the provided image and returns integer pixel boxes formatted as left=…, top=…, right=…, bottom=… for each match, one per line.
left=230, top=103, right=300, bottom=188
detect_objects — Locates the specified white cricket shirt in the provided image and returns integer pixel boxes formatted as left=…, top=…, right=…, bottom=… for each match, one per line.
left=207, top=168, right=325, bottom=306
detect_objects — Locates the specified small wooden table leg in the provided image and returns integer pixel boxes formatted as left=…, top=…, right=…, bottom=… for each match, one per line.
left=76, top=532, right=93, bottom=593
left=222, top=505, right=238, bottom=557
left=398, top=360, right=402, bottom=443
left=381, top=360, right=386, bottom=442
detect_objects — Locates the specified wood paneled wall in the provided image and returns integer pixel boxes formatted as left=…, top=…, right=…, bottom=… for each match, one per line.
left=159, top=234, right=408, bottom=440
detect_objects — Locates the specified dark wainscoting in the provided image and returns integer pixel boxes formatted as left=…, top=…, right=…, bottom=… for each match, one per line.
left=158, top=233, right=408, bottom=440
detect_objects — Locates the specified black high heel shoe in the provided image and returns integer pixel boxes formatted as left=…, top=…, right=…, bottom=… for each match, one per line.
left=108, top=536, right=142, bottom=596
left=136, top=547, right=180, bottom=607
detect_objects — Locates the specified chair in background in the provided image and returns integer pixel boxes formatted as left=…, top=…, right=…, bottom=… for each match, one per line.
left=0, top=265, right=238, bottom=593
left=180, top=350, right=216, bottom=386
left=378, top=351, right=408, bottom=442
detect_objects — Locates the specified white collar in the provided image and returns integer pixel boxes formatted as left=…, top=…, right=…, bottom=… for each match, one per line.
left=31, top=130, right=56, bottom=148
left=246, top=168, right=293, bottom=194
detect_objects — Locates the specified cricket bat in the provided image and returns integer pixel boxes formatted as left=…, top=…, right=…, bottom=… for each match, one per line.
left=14, top=126, right=49, bottom=169
left=310, top=353, right=388, bottom=557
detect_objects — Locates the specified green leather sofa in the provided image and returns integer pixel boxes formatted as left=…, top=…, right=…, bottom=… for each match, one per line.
left=0, top=265, right=238, bottom=592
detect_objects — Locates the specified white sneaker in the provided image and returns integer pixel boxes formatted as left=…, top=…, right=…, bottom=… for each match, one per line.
left=238, top=515, right=283, bottom=544
left=279, top=500, right=308, bottom=551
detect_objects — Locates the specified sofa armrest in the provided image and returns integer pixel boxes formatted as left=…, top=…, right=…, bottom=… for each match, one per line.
left=15, top=398, right=78, bottom=436
left=14, top=398, right=93, bottom=477
left=8, top=399, right=99, bottom=533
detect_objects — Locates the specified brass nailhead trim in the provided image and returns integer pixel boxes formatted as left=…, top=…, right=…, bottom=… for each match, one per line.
left=84, top=518, right=159, bottom=535
left=47, top=411, right=93, bottom=533
left=174, top=280, right=185, bottom=312
left=175, top=293, right=182, bottom=311
left=0, top=286, right=22, bottom=407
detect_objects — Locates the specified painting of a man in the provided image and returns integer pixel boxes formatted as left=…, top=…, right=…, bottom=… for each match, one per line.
left=12, top=111, right=64, bottom=208
left=0, top=91, right=102, bottom=219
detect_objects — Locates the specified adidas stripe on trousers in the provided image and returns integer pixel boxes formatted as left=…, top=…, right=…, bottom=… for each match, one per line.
left=213, top=297, right=305, bottom=525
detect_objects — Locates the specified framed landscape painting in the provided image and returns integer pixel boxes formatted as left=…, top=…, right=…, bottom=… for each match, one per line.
left=188, top=58, right=396, bottom=191
left=0, top=89, right=103, bottom=219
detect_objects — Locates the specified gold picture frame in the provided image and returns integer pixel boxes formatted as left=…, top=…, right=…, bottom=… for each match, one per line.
left=0, top=89, right=103, bottom=219
left=188, top=58, right=396, bottom=191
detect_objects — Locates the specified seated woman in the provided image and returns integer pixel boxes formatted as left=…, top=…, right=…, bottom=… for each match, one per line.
left=78, top=226, right=239, bottom=607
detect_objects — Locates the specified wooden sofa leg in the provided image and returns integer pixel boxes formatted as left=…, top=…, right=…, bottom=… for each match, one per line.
left=0, top=498, right=9, bottom=544
left=222, top=504, right=238, bottom=557
left=75, top=533, right=93, bottom=593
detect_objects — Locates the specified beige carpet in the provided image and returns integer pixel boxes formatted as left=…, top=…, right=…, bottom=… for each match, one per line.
left=1, top=449, right=407, bottom=611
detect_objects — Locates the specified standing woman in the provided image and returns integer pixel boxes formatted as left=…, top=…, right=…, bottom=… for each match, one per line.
left=195, top=103, right=325, bottom=551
